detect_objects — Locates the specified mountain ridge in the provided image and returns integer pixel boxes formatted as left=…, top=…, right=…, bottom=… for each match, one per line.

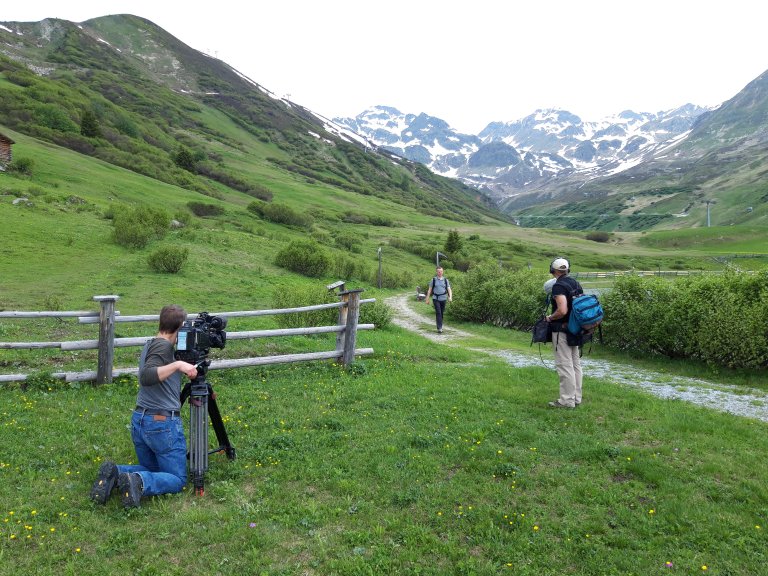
left=333, top=104, right=711, bottom=199
left=2, top=14, right=766, bottom=232
left=0, top=14, right=502, bottom=225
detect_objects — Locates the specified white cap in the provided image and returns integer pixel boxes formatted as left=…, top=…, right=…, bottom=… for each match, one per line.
left=543, top=278, right=556, bottom=294
left=551, top=258, right=569, bottom=272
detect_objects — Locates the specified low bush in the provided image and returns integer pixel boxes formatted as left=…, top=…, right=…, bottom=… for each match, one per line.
left=372, top=266, right=416, bottom=289
left=271, top=285, right=337, bottom=328
left=586, top=231, right=611, bottom=242
left=601, top=271, right=768, bottom=369
left=187, top=201, right=225, bottom=217
left=359, top=298, right=393, bottom=329
left=274, top=240, right=330, bottom=277
left=449, top=260, right=543, bottom=328
left=331, top=253, right=369, bottom=282
left=249, top=201, right=313, bottom=228
left=334, top=231, right=362, bottom=253
left=387, top=237, right=438, bottom=262
left=148, top=246, right=189, bottom=273
left=112, top=205, right=170, bottom=249
left=8, top=157, right=35, bottom=175
left=271, top=284, right=392, bottom=330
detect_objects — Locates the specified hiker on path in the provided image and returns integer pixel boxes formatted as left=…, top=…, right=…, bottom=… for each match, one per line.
left=545, top=258, right=583, bottom=409
left=425, top=266, right=452, bottom=333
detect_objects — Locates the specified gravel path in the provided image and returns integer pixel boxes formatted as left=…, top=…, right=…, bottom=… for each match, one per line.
left=386, top=294, right=768, bottom=422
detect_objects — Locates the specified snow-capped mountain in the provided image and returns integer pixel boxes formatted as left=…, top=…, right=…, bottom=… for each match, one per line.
left=333, top=105, right=710, bottom=200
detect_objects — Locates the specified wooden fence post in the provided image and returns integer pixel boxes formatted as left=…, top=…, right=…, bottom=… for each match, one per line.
left=338, top=289, right=363, bottom=367
left=94, top=295, right=119, bottom=385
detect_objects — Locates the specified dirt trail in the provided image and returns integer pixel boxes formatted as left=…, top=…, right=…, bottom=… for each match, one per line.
left=385, top=294, right=768, bottom=423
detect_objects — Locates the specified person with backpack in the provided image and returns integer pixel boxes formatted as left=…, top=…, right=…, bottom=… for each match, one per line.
left=425, top=266, right=452, bottom=333
left=544, top=258, right=583, bottom=409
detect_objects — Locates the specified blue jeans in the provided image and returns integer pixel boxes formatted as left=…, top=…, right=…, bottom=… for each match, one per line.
left=117, top=411, right=187, bottom=497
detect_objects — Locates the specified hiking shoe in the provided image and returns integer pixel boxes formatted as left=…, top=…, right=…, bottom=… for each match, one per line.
left=90, top=461, right=118, bottom=505
left=437, top=329, right=443, bottom=334
left=118, top=472, right=143, bottom=508
left=548, top=400, right=575, bottom=409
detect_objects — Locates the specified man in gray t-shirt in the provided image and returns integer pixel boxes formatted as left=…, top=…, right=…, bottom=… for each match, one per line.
left=425, top=266, right=453, bottom=333
left=90, top=304, right=198, bottom=508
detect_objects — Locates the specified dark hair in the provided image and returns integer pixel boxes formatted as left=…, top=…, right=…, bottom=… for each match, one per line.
left=159, top=304, right=187, bottom=333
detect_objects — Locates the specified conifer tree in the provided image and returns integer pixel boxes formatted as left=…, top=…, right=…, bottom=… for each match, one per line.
left=80, top=109, right=101, bottom=138
left=445, top=229, right=462, bottom=254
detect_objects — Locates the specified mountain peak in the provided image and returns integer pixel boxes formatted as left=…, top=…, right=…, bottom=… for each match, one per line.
left=336, top=105, right=709, bottom=200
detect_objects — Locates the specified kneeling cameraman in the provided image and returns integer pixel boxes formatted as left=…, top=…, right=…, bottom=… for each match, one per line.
left=90, top=304, right=198, bottom=508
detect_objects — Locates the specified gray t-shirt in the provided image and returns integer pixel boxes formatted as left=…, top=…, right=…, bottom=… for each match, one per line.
left=137, top=337, right=182, bottom=411
left=431, top=276, right=450, bottom=302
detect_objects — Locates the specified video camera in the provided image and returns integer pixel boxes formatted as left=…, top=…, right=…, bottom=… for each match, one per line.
left=174, top=312, right=227, bottom=364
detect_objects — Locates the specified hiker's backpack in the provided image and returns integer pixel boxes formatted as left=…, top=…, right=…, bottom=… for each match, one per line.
left=430, top=276, right=450, bottom=296
left=567, top=293, right=604, bottom=336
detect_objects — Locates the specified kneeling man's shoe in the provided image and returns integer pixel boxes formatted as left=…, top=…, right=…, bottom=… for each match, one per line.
left=118, top=472, right=143, bottom=508
left=90, top=461, right=118, bottom=505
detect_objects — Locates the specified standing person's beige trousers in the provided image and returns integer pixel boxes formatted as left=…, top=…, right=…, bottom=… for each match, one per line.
left=552, top=331, right=582, bottom=407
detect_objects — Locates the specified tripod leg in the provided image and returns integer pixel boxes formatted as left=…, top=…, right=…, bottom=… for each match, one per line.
left=188, top=380, right=209, bottom=496
left=207, top=384, right=236, bottom=460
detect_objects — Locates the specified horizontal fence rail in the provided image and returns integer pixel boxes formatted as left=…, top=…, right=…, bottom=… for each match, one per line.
left=1, top=285, right=375, bottom=384
left=571, top=269, right=732, bottom=279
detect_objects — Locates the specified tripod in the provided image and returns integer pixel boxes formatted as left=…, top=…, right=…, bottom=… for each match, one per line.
left=180, top=360, right=236, bottom=495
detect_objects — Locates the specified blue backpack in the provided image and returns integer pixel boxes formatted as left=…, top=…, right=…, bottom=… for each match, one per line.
left=567, top=293, right=604, bottom=336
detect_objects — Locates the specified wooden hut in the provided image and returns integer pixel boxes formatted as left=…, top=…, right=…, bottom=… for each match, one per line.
left=0, top=132, right=14, bottom=170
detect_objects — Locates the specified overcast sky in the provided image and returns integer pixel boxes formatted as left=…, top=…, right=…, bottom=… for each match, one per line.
left=4, top=1, right=768, bottom=133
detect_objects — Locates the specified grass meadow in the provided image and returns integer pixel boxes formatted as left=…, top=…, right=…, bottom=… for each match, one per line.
left=2, top=122, right=768, bottom=575
left=2, top=311, right=767, bottom=575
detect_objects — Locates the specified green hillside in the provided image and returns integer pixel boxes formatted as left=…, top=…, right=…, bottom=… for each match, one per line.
left=0, top=15, right=502, bottom=226
left=2, top=14, right=767, bottom=317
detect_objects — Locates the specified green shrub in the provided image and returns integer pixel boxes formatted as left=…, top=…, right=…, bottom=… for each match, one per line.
left=174, top=146, right=196, bottom=172
left=371, top=266, right=416, bottom=289
left=247, top=183, right=273, bottom=202
left=187, top=201, right=225, bottom=217
left=112, top=205, right=170, bottom=249
left=8, top=157, right=35, bottom=175
left=148, top=246, right=189, bottom=273
left=449, top=260, right=544, bottom=329
left=249, top=201, right=313, bottom=228
left=586, top=231, right=611, bottom=242
left=388, top=237, right=438, bottom=262
left=601, top=271, right=768, bottom=369
left=35, top=103, right=78, bottom=133
left=334, top=231, right=362, bottom=253
left=274, top=240, right=330, bottom=277
left=359, top=298, right=393, bottom=329
left=445, top=229, right=463, bottom=253
left=4, top=69, right=36, bottom=87
left=271, top=285, right=337, bottom=328
left=368, top=215, right=394, bottom=227
left=342, top=211, right=369, bottom=224
left=80, top=109, right=101, bottom=138
left=331, top=253, right=369, bottom=281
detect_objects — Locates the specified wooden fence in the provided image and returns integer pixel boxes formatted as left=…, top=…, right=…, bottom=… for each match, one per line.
left=0, top=283, right=375, bottom=384
left=572, top=269, right=722, bottom=279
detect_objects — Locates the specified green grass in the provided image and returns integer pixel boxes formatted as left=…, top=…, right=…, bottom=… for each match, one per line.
left=2, top=323, right=767, bottom=575
left=637, top=225, right=768, bottom=254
